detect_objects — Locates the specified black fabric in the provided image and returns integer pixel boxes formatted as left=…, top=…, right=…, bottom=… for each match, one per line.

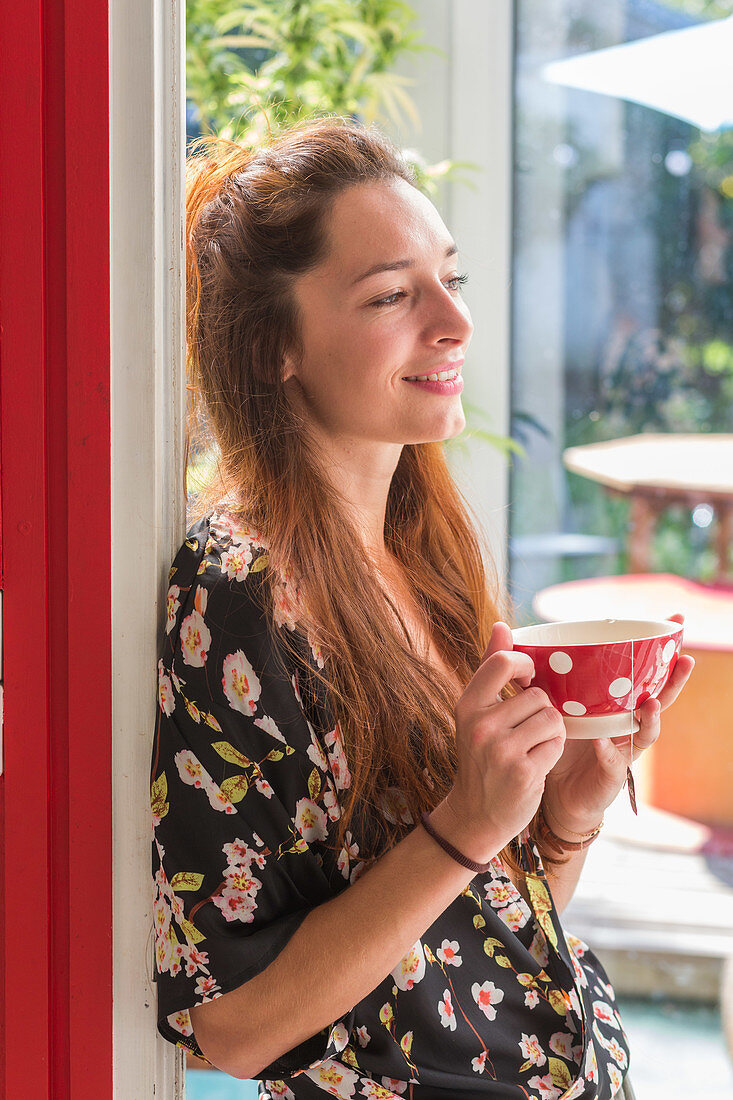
left=151, top=509, right=631, bottom=1098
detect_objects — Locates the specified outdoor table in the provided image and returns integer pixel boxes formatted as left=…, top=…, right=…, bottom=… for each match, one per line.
left=562, top=434, right=733, bottom=582
left=532, top=572, right=733, bottom=828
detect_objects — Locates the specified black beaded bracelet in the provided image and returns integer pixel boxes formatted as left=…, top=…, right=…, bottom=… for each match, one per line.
left=419, top=812, right=494, bottom=874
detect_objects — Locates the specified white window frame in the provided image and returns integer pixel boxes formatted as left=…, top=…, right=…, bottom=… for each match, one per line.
left=110, top=0, right=187, bottom=1093
left=108, top=1, right=513, bottom=1093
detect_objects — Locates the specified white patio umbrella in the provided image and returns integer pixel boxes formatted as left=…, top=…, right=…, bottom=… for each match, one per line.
left=541, top=16, right=733, bottom=132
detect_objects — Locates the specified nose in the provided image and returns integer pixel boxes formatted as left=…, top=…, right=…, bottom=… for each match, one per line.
left=424, top=283, right=474, bottom=349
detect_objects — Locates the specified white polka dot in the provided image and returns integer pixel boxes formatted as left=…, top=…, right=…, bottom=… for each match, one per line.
left=609, top=677, right=632, bottom=698
left=562, top=701, right=587, bottom=716
left=549, top=650, right=573, bottom=674
left=662, top=640, right=675, bottom=663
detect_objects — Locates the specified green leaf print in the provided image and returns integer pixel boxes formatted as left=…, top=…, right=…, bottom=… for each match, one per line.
left=308, top=767, right=322, bottom=799
left=221, top=774, right=249, bottom=803
left=151, top=772, right=169, bottom=821
left=170, top=872, right=205, bottom=891
left=212, top=741, right=251, bottom=767
left=179, top=917, right=206, bottom=944
left=549, top=1056, right=571, bottom=1088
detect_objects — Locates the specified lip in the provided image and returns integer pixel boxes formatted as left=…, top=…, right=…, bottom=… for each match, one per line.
left=403, top=375, right=464, bottom=396
left=402, top=358, right=464, bottom=383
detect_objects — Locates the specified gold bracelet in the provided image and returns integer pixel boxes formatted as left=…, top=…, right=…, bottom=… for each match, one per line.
left=542, top=801, right=604, bottom=839
left=537, top=806, right=603, bottom=854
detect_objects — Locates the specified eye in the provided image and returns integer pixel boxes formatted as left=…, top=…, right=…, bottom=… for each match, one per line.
left=369, top=272, right=469, bottom=308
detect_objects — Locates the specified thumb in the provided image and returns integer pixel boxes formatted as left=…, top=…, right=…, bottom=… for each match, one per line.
left=482, top=620, right=534, bottom=689
left=484, top=620, right=514, bottom=659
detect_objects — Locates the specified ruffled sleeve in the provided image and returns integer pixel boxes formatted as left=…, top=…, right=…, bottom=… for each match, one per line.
left=151, top=512, right=355, bottom=1076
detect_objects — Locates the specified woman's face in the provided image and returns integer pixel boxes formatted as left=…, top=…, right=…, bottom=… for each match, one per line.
left=282, top=177, right=473, bottom=451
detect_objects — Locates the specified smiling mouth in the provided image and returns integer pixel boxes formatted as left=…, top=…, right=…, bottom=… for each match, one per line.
left=403, top=366, right=461, bottom=382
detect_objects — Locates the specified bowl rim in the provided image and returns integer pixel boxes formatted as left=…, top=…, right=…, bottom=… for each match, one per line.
left=511, top=617, right=684, bottom=647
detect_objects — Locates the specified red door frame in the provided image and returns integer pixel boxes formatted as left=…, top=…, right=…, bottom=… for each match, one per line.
left=0, top=0, right=112, bottom=1096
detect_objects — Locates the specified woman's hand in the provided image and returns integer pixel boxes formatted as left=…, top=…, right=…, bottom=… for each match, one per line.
left=540, top=612, right=696, bottom=836
left=438, top=622, right=568, bottom=864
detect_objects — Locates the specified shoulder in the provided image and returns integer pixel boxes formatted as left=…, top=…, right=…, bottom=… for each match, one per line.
left=162, top=505, right=277, bottom=660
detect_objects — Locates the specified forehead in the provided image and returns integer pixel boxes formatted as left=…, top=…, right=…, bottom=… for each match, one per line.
left=320, top=178, right=452, bottom=278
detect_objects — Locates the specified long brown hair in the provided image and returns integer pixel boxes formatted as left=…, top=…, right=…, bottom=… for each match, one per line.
left=184, top=115, right=564, bottom=876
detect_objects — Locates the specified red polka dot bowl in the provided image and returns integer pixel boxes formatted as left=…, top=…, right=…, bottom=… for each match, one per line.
left=511, top=618, right=684, bottom=739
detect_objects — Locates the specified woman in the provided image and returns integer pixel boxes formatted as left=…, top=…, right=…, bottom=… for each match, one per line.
left=151, top=116, right=693, bottom=1099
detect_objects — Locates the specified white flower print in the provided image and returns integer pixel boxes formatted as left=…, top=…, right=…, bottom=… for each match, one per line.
left=272, top=581, right=300, bottom=632
left=583, top=1040, right=599, bottom=1083
left=179, top=586, right=211, bottom=666
left=356, top=1026, right=370, bottom=1048
left=255, top=776, right=274, bottom=799
left=264, top=1083, right=296, bottom=1100
left=525, top=989, right=540, bottom=1009
left=359, top=1081, right=402, bottom=1098
left=549, top=1032, right=575, bottom=1060
left=309, top=636, right=326, bottom=669
left=307, top=727, right=329, bottom=771
left=391, top=940, right=426, bottom=991
left=518, top=1032, right=546, bottom=1067
left=560, top=1078, right=587, bottom=1100
left=158, top=660, right=175, bottom=716
left=323, top=778, right=341, bottom=822
left=471, top=981, right=504, bottom=1021
left=222, top=649, right=262, bottom=716
left=569, top=951, right=588, bottom=988
left=526, top=1072, right=562, bottom=1099
left=328, top=1022, right=351, bottom=1054
left=606, top=1035, right=629, bottom=1069
left=294, top=797, right=328, bottom=843
left=305, top=1058, right=359, bottom=1098
left=213, top=890, right=258, bottom=924
left=607, top=1063, right=624, bottom=1093
left=338, top=832, right=360, bottom=880
left=593, top=1000, right=620, bottom=1028
left=222, top=864, right=262, bottom=898
left=436, top=940, right=462, bottom=966
left=174, top=748, right=204, bottom=789
left=379, top=1080, right=407, bottom=1095
left=378, top=787, right=413, bottom=825
left=254, top=713, right=287, bottom=743
left=167, top=1009, right=193, bottom=1037
left=174, top=750, right=237, bottom=813
left=222, top=838, right=256, bottom=865
left=438, top=989, right=457, bottom=1031
left=194, top=974, right=221, bottom=1000
left=471, top=1051, right=487, bottom=1074
left=165, top=585, right=181, bottom=633
left=220, top=541, right=253, bottom=581
left=484, top=878, right=514, bottom=909
left=324, top=723, right=352, bottom=790
left=497, top=902, right=529, bottom=932
left=184, top=945, right=210, bottom=978
left=350, top=861, right=368, bottom=885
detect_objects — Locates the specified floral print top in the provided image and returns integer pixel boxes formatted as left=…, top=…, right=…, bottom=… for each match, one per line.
left=151, top=509, right=631, bottom=1100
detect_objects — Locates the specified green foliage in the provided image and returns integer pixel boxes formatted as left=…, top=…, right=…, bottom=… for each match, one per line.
left=185, top=0, right=474, bottom=196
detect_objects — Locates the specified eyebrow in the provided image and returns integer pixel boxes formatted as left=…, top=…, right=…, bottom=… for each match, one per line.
left=349, top=243, right=459, bottom=287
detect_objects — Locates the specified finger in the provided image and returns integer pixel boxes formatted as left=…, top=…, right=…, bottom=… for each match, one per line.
left=466, top=647, right=536, bottom=708
left=481, top=621, right=514, bottom=663
left=656, top=654, right=695, bottom=710
left=480, top=621, right=534, bottom=689
left=495, top=685, right=554, bottom=727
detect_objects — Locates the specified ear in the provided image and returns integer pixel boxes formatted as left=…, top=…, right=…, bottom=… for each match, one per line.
left=281, top=350, right=297, bottom=385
